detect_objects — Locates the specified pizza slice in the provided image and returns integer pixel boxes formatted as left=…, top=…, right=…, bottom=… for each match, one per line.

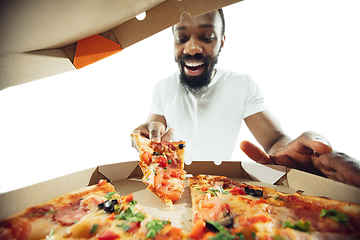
left=188, top=174, right=360, bottom=240
left=0, top=180, right=188, bottom=240
left=131, top=133, right=186, bottom=208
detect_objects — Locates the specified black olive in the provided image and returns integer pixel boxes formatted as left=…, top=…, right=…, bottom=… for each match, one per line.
left=179, top=144, right=185, bottom=149
left=245, top=186, right=263, bottom=197
left=217, top=212, right=234, bottom=228
left=98, top=199, right=118, bottom=213
left=97, top=202, right=105, bottom=210
left=205, top=221, right=219, bottom=232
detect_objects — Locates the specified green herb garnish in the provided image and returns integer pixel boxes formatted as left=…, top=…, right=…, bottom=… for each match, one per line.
left=274, top=195, right=283, bottom=201
left=206, top=221, right=235, bottom=240
left=90, top=224, right=99, bottom=234
left=220, top=186, right=229, bottom=194
left=282, top=220, right=311, bottom=232
left=116, top=205, right=145, bottom=222
left=200, top=188, right=220, bottom=197
left=116, top=223, right=131, bottom=231
left=145, top=219, right=170, bottom=239
left=105, top=192, right=116, bottom=200
left=319, top=209, right=350, bottom=225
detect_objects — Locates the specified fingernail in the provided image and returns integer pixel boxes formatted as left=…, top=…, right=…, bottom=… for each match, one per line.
left=315, top=137, right=331, bottom=147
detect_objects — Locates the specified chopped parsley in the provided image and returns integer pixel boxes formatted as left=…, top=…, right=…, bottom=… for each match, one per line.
left=105, top=191, right=117, bottom=200
left=319, top=209, right=350, bottom=225
left=146, top=219, right=170, bottom=239
left=200, top=188, right=220, bottom=197
left=90, top=224, right=99, bottom=234
left=116, top=223, right=131, bottom=231
left=282, top=220, right=311, bottom=232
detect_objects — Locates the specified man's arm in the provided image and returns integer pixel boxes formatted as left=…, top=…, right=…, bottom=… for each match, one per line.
left=244, top=110, right=292, bottom=154
left=132, top=113, right=173, bottom=142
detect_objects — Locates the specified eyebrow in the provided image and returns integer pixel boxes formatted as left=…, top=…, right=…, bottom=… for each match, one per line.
left=175, top=23, right=215, bottom=32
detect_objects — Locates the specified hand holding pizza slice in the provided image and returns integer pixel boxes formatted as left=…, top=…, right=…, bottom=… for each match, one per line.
left=131, top=133, right=186, bottom=208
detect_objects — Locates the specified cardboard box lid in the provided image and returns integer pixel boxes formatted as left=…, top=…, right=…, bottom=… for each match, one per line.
left=0, top=0, right=242, bottom=90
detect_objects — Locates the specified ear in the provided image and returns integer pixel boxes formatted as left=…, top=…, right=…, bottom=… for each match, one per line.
left=220, top=35, right=225, bottom=49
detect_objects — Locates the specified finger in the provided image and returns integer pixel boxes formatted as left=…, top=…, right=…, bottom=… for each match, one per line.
left=317, top=152, right=360, bottom=187
left=299, top=131, right=333, bottom=154
left=240, top=141, right=273, bottom=164
left=161, top=128, right=174, bottom=142
left=132, top=123, right=150, bottom=139
left=148, top=122, right=165, bottom=142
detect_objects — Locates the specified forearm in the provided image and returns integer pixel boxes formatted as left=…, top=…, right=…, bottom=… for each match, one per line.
left=267, top=135, right=292, bottom=155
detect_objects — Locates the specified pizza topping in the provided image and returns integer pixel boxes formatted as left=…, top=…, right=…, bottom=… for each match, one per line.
left=178, top=143, right=185, bottom=149
left=154, top=168, right=184, bottom=202
left=98, top=179, right=107, bottom=186
left=229, top=187, right=246, bottom=196
left=98, top=199, right=119, bottom=213
left=97, top=230, right=120, bottom=240
left=319, top=209, right=350, bottom=225
left=145, top=219, right=171, bottom=239
left=54, top=201, right=88, bottom=226
left=90, top=223, right=99, bottom=234
left=245, top=186, right=263, bottom=197
left=142, top=151, right=152, bottom=165
left=0, top=217, right=32, bottom=240
left=282, top=219, right=311, bottom=232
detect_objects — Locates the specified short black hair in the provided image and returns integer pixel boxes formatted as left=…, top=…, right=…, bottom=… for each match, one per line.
left=218, top=8, right=225, bottom=36
left=171, top=9, right=225, bottom=36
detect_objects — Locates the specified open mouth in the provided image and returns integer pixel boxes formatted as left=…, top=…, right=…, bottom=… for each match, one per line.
left=184, top=61, right=205, bottom=76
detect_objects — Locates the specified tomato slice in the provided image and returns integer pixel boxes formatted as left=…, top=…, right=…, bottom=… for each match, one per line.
left=189, top=219, right=206, bottom=240
left=229, top=187, right=246, bottom=196
left=98, top=179, right=107, bottom=186
left=196, top=197, right=224, bottom=221
left=154, top=156, right=168, bottom=168
left=154, top=169, right=184, bottom=202
left=142, top=151, right=152, bottom=165
left=97, top=231, right=120, bottom=240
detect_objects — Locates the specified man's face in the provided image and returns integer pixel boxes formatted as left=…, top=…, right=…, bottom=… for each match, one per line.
left=173, top=11, right=225, bottom=92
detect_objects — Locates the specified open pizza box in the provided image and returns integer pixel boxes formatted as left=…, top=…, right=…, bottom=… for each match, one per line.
left=1, top=160, right=360, bottom=232
left=1, top=0, right=360, bottom=232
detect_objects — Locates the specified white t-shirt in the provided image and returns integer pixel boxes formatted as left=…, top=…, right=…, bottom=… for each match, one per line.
left=150, top=68, right=267, bottom=162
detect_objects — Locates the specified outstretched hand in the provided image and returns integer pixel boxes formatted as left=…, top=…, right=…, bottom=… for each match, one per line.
left=240, top=131, right=360, bottom=188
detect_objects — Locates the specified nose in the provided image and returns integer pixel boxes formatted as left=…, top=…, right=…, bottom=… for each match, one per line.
left=183, top=37, right=203, bottom=56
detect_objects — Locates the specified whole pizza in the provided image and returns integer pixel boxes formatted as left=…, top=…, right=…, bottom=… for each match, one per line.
left=1, top=135, right=360, bottom=240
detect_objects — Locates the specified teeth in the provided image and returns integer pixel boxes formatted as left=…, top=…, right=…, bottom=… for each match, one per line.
left=185, top=62, right=203, bottom=68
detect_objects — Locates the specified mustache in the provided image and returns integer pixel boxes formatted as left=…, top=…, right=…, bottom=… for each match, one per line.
left=179, top=53, right=208, bottom=63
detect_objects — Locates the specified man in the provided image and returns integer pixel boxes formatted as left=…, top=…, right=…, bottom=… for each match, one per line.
left=132, top=9, right=360, bottom=187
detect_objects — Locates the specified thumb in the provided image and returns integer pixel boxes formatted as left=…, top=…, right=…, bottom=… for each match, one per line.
left=161, top=128, right=174, bottom=142
left=240, top=141, right=272, bottom=164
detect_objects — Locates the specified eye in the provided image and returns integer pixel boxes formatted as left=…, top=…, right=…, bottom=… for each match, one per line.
left=203, top=34, right=215, bottom=43
left=175, top=35, right=188, bottom=44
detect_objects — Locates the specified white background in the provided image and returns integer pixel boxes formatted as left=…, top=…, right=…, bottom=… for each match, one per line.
left=1, top=0, right=359, bottom=192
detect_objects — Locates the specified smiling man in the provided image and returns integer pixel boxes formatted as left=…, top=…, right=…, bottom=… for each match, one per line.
left=174, top=11, right=224, bottom=95
left=132, top=9, right=360, bottom=187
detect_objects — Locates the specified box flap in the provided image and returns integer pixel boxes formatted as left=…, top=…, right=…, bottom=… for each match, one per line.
left=98, top=161, right=139, bottom=182
left=184, top=161, right=251, bottom=178
left=283, top=168, right=360, bottom=204
left=0, top=0, right=242, bottom=90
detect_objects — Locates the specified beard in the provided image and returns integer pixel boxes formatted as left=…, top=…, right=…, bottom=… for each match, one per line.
left=176, top=53, right=219, bottom=94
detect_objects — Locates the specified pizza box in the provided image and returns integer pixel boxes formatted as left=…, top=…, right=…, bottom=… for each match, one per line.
left=0, top=0, right=242, bottom=90
left=1, top=160, right=360, bottom=232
